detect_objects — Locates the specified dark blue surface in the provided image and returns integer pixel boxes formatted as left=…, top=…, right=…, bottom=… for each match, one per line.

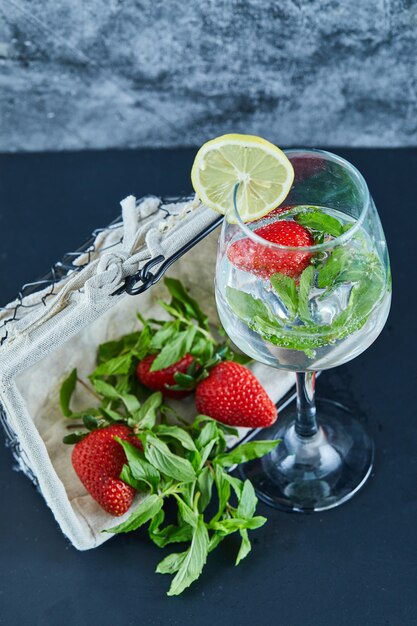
left=0, top=149, right=416, bottom=626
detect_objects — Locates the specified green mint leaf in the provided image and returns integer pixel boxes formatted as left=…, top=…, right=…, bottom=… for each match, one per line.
left=133, top=392, right=162, bottom=429
left=120, top=464, right=147, bottom=492
left=100, top=406, right=125, bottom=422
left=196, top=421, right=219, bottom=449
left=121, top=330, right=142, bottom=350
left=295, top=209, right=344, bottom=237
left=150, top=524, right=193, bottom=549
left=198, top=440, right=217, bottom=469
left=150, top=327, right=196, bottom=372
left=176, top=495, right=198, bottom=528
left=348, top=269, right=385, bottom=322
left=60, top=369, right=77, bottom=417
left=91, top=353, right=132, bottom=377
left=143, top=434, right=197, bottom=483
left=298, top=265, right=315, bottom=323
left=167, top=515, right=209, bottom=596
left=215, top=439, right=281, bottom=467
left=156, top=551, right=187, bottom=575
left=208, top=532, right=226, bottom=553
left=62, top=432, right=87, bottom=444
left=213, top=465, right=231, bottom=520
left=270, top=273, right=298, bottom=318
left=82, top=415, right=99, bottom=431
left=210, top=516, right=266, bottom=532
left=251, top=314, right=320, bottom=352
left=190, top=336, right=213, bottom=361
left=149, top=322, right=179, bottom=352
left=116, top=438, right=161, bottom=492
left=223, top=474, right=245, bottom=500
left=131, top=325, right=152, bottom=360
left=91, top=378, right=120, bottom=400
left=106, top=494, right=163, bottom=534
left=155, top=424, right=197, bottom=451
left=236, top=529, right=251, bottom=565
left=120, top=393, right=141, bottom=415
left=317, top=247, right=351, bottom=288
left=193, top=414, right=239, bottom=438
left=226, top=286, right=274, bottom=325
left=197, top=466, right=214, bottom=513
left=149, top=507, right=165, bottom=533
left=237, top=480, right=258, bottom=519
left=164, top=277, right=209, bottom=329
left=97, top=339, right=124, bottom=363
left=92, top=379, right=141, bottom=416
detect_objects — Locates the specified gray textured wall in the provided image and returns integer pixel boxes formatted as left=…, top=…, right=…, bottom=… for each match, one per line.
left=1, top=0, right=416, bottom=152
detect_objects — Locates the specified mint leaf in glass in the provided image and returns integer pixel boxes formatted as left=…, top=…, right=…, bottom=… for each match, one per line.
left=270, top=273, right=298, bottom=318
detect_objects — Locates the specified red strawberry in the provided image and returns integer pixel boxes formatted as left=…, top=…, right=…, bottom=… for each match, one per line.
left=72, top=424, right=142, bottom=516
left=195, top=361, right=277, bottom=428
left=136, top=353, right=194, bottom=398
left=228, top=220, right=314, bottom=279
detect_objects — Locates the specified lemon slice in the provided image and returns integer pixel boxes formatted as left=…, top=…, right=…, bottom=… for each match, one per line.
left=191, top=133, right=294, bottom=223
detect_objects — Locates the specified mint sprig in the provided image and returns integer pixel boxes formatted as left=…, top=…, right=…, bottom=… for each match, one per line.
left=105, top=415, right=279, bottom=596
left=59, top=277, right=268, bottom=596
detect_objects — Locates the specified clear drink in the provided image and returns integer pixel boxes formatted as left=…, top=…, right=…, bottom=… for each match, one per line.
left=215, top=205, right=391, bottom=372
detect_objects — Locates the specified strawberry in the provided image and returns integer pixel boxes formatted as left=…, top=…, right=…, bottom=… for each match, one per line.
left=195, top=361, right=277, bottom=428
left=228, top=219, right=314, bottom=279
left=72, top=424, right=142, bottom=516
left=136, top=353, right=194, bottom=398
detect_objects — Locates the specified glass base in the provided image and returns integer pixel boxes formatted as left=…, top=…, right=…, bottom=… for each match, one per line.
left=240, top=399, right=374, bottom=513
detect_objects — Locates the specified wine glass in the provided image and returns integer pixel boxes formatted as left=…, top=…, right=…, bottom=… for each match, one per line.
left=215, top=149, right=391, bottom=512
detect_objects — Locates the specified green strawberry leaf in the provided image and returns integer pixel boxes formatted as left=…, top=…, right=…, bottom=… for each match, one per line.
left=60, top=368, right=77, bottom=417
left=82, top=415, right=99, bottom=431
left=62, top=432, right=87, bottom=444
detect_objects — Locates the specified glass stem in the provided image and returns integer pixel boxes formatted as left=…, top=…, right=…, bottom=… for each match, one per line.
left=295, top=371, right=318, bottom=438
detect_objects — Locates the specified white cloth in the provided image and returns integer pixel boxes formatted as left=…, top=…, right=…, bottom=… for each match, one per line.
left=0, top=195, right=295, bottom=550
